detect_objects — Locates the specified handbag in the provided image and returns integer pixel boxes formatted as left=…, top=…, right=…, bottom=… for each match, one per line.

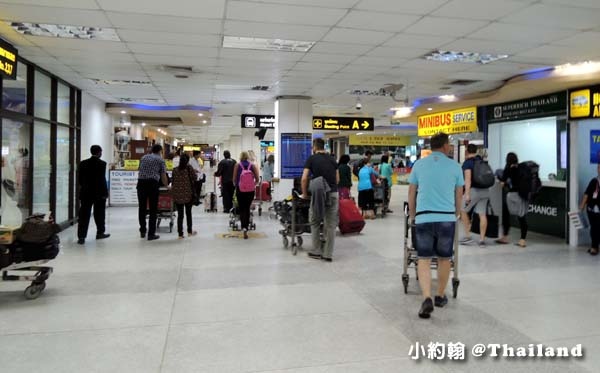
left=506, top=192, right=527, bottom=217
left=187, top=167, right=200, bottom=206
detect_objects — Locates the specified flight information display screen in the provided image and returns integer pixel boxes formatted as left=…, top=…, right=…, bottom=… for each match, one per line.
left=280, top=133, right=312, bottom=179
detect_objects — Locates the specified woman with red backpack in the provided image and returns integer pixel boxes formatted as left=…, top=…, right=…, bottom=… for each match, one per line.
left=233, top=151, right=259, bottom=239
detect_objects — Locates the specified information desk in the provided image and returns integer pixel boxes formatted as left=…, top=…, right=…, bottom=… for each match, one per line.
left=109, top=170, right=172, bottom=207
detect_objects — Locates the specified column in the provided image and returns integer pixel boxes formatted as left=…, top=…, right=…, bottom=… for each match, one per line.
left=241, top=128, right=261, bottom=164
left=274, top=96, right=313, bottom=201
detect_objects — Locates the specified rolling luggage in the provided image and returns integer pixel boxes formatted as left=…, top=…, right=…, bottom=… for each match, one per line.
left=338, top=198, right=365, bottom=234
left=255, top=181, right=271, bottom=202
left=204, top=192, right=217, bottom=212
left=469, top=202, right=499, bottom=239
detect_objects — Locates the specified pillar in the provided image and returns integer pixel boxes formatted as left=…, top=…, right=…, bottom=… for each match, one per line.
left=241, top=128, right=261, bottom=164
left=273, top=96, right=313, bottom=201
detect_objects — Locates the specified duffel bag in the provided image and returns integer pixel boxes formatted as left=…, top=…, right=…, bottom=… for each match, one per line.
left=17, top=214, right=61, bottom=244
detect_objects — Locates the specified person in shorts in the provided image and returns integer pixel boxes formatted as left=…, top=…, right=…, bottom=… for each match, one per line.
left=408, top=132, right=464, bottom=319
left=460, top=144, right=490, bottom=247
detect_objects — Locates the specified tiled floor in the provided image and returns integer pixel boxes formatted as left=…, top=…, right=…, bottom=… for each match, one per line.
left=0, top=185, right=596, bottom=372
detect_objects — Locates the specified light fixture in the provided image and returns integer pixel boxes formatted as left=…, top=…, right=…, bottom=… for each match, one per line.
left=223, top=35, right=315, bottom=53
left=198, top=113, right=204, bottom=117
left=120, top=110, right=126, bottom=114
left=141, top=122, right=146, bottom=127
left=554, top=61, right=600, bottom=76
left=392, top=106, right=414, bottom=118
left=202, top=120, right=207, bottom=124
left=90, top=79, right=151, bottom=86
left=9, top=22, right=121, bottom=41
left=427, top=107, right=433, bottom=111
left=439, top=94, right=457, bottom=102
left=423, top=50, right=508, bottom=64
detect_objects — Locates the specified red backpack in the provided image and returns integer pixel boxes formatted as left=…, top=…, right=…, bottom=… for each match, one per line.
left=239, top=162, right=256, bottom=192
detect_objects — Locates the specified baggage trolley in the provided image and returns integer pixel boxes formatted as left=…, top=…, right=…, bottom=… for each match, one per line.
left=1, top=259, right=53, bottom=300
left=273, top=190, right=314, bottom=255
left=155, top=187, right=174, bottom=232
left=373, top=182, right=387, bottom=218
left=402, top=202, right=460, bottom=298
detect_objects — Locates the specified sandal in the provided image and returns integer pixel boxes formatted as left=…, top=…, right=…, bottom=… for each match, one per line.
left=514, top=240, right=527, bottom=248
left=495, top=239, right=509, bottom=245
left=590, top=248, right=599, bottom=256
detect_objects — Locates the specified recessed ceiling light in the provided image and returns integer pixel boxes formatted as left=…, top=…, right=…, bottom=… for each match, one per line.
left=223, top=36, right=315, bottom=53
left=203, top=120, right=207, bottom=124
left=423, top=50, right=508, bottom=64
left=198, top=113, right=204, bottom=117
left=427, top=108, right=433, bottom=111
left=439, top=94, right=457, bottom=102
left=141, top=122, right=146, bottom=127
left=9, top=22, right=121, bottom=41
left=120, top=110, right=126, bottom=114
left=392, top=107, right=413, bottom=118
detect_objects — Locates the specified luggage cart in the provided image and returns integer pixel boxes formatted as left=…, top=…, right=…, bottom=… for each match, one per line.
left=228, top=203, right=257, bottom=231
left=273, top=191, right=314, bottom=255
left=401, top=202, right=460, bottom=298
left=155, top=187, right=174, bottom=233
left=1, top=259, right=53, bottom=300
left=373, top=183, right=387, bottom=218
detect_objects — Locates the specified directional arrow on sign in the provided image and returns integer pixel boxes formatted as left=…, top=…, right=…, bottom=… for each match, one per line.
left=362, top=121, right=370, bottom=129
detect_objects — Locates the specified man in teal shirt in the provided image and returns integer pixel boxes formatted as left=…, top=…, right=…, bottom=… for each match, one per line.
left=408, top=132, right=464, bottom=319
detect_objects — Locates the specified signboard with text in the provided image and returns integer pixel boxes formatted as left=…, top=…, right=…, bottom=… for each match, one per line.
left=109, top=171, right=139, bottom=206
left=280, top=133, right=312, bottom=178
left=417, top=107, right=478, bottom=137
left=0, top=38, right=17, bottom=80
left=569, top=86, right=600, bottom=120
left=123, top=159, right=139, bottom=170
left=241, top=114, right=276, bottom=128
left=488, top=92, right=566, bottom=123
left=349, top=134, right=412, bottom=146
left=312, top=116, right=374, bottom=131
left=591, top=130, right=600, bottom=164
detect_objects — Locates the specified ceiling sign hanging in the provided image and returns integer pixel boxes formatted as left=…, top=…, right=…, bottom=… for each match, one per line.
left=312, top=116, right=374, bottom=131
left=0, top=38, right=17, bottom=80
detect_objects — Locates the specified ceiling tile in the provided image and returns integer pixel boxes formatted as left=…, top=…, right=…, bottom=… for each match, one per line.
left=403, top=17, right=489, bottom=37
left=117, top=30, right=221, bottom=47
left=301, top=53, right=358, bottom=64
left=542, top=0, right=600, bottom=9
left=0, top=0, right=99, bottom=8
left=446, top=70, right=513, bottom=81
left=552, top=31, right=600, bottom=48
left=106, top=12, right=222, bottom=34
left=401, top=59, right=471, bottom=72
left=501, top=3, right=600, bottom=30
left=469, top=23, right=577, bottom=44
left=136, top=55, right=218, bottom=67
left=309, top=42, right=374, bottom=55
left=355, top=0, right=449, bottom=15
left=226, top=1, right=346, bottom=26
left=515, top=45, right=600, bottom=62
left=368, top=46, right=432, bottom=59
left=244, top=0, right=357, bottom=7
left=338, top=64, right=391, bottom=74
left=293, top=62, right=346, bottom=72
left=224, top=20, right=329, bottom=41
left=323, top=28, right=394, bottom=45
left=352, top=56, right=405, bottom=67
left=384, top=34, right=456, bottom=49
left=0, top=4, right=112, bottom=26
left=432, top=0, right=530, bottom=20
left=337, top=11, right=420, bottom=32
left=128, top=43, right=219, bottom=58
left=219, top=49, right=304, bottom=62
left=98, top=0, right=226, bottom=19
left=24, top=36, right=128, bottom=52
left=440, top=38, right=538, bottom=55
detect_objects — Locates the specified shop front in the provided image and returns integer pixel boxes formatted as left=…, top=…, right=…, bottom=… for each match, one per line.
left=567, top=85, right=600, bottom=247
left=484, top=92, right=568, bottom=239
left=0, top=38, right=81, bottom=227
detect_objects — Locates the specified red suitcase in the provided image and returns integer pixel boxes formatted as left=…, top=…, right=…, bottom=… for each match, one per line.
left=255, top=181, right=271, bottom=202
left=338, top=198, right=365, bottom=234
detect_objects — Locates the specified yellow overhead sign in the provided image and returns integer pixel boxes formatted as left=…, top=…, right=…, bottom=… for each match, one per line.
left=569, top=86, right=600, bottom=119
left=417, top=107, right=478, bottom=137
left=349, top=134, right=412, bottom=146
left=312, top=116, right=374, bottom=131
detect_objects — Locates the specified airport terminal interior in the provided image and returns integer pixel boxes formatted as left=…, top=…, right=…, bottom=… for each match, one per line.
left=1, top=0, right=600, bottom=372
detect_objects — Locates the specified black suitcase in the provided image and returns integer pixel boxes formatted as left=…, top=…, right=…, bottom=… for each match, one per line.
left=470, top=211, right=499, bottom=238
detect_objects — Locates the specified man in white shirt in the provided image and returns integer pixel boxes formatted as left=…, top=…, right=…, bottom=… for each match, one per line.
left=189, top=151, right=205, bottom=196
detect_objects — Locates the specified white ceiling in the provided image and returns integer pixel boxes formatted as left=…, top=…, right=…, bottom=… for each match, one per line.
left=1, top=0, right=600, bottom=143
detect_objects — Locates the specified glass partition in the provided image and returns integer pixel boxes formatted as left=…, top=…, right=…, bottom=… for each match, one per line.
left=1, top=119, right=30, bottom=226
left=2, top=61, right=27, bottom=113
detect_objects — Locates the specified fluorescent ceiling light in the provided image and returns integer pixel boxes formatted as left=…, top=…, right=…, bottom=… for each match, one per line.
left=119, top=98, right=165, bottom=104
left=427, top=107, right=433, bottom=111
left=89, top=79, right=152, bottom=86
left=439, top=94, right=457, bottom=102
left=554, top=61, right=600, bottom=76
left=120, top=110, right=126, bottom=114
left=141, top=122, right=146, bottom=127
left=392, top=107, right=414, bottom=118
left=9, top=22, right=120, bottom=41
left=223, top=36, right=315, bottom=53
left=424, top=50, right=508, bottom=64
left=198, top=113, right=204, bottom=117
left=202, top=120, right=208, bottom=124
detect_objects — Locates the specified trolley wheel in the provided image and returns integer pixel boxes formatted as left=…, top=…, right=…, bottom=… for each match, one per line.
left=402, top=274, right=409, bottom=294
left=258, top=207, right=262, bottom=217
left=35, top=281, right=47, bottom=292
left=250, top=223, right=256, bottom=230
left=452, top=278, right=460, bottom=298
left=24, top=284, right=43, bottom=300
left=282, top=236, right=289, bottom=248
left=169, top=222, right=173, bottom=233
left=297, top=236, right=303, bottom=247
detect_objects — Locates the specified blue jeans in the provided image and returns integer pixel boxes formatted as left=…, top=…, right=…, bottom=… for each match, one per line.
left=415, top=222, right=456, bottom=259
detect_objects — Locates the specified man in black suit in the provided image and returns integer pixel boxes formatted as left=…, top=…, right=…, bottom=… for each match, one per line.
left=77, top=145, right=110, bottom=244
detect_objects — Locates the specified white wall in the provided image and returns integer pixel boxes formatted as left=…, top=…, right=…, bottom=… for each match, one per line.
left=81, top=93, right=112, bottom=165
left=488, top=117, right=558, bottom=180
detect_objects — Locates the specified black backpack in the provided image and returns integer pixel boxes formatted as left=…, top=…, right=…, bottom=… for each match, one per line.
left=472, top=158, right=495, bottom=188
left=352, top=159, right=365, bottom=177
left=517, top=161, right=542, bottom=202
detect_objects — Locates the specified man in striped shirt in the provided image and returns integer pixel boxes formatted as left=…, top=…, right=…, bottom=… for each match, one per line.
left=137, top=144, right=169, bottom=241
